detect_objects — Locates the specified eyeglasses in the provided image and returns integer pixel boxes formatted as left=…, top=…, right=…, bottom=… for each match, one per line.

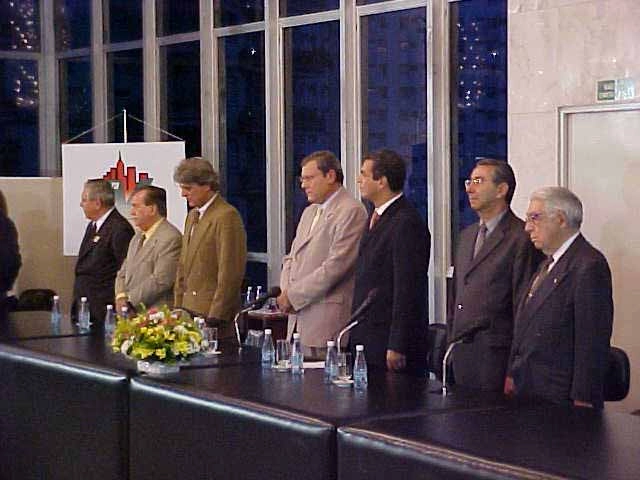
left=298, top=175, right=319, bottom=184
left=525, top=212, right=547, bottom=225
left=464, top=177, right=486, bottom=188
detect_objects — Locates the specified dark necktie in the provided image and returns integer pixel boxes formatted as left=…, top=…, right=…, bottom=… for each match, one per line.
left=137, top=233, right=146, bottom=255
left=526, top=256, right=553, bottom=303
left=473, top=223, right=487, bottom=258
left=188, top=209, right=200, bottom=242
left=369, top=211, right=380, bottom=230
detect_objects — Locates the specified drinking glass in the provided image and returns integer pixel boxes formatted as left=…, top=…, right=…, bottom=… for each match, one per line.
left=275, top=339, right=291, bottom=370
left=334, top=352, right=353, bottom=386
left=202, top=327, right=219, bottom=355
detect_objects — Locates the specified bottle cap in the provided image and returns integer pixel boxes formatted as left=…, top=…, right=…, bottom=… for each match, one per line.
left=356, top=344, right=364, bottom=352
left=106, top=304, right=113, bottom=310
left=327, top=340, right=335, bottom=347
left=53, top=295, right=59, bottom=300
left=264, top=329, right=272, bottom=335
left=293, top=333, right=300, bottom=339
left=81, top=297, right=87, bottom=302
left=122, top=306, right=128, bottom=313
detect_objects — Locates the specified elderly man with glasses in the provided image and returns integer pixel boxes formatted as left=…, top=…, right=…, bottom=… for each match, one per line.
left=504, top=186, right=613, bottom=408
left=448, top=158, right=543, bottom=392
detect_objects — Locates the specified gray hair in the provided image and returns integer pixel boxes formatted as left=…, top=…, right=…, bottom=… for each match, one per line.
left=530, top=186, right=583, bottom=229
left=173, top=157, right=219, bottom=191
left=85, top=179, right=115, bottom=208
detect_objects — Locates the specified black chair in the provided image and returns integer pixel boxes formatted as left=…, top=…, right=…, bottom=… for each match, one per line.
left=426, top=323, right=447, bottom=381
left=14, top=289, right=56, bottom=312
left=604, top=346, right=630, bottom=402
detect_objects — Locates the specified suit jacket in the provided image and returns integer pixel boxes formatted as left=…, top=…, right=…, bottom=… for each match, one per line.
left=0, top=213, right=21, bottom=296
left=73, top=208, right=134, bottom=324
left=174, top=196, right=247, bottom=330
left=349, top=196, right=430, bottom=373
left=115, top=219, right=182, bottom=309
left=448, top=209, right=543, bottom=390
left=508, top=234, right=613, bottom=408
left=281, top=187, right=367, bottom=348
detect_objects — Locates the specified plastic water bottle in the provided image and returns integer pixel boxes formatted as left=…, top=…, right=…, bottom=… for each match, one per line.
left=255, top=285, right=263, bottom=301
left=50, top=295, right=62, bottom=325
left=104, top=304, right=116, bottom=341
left=291, top=333, right=304, bottom=374
left=78, top=297, right=90, bottom=331
left=245, top=286, right=253, bottom=306
left=353, top=344, right=368, bottom=390
left=120, top=305, right=129, bottom=319
left=324, top=340, right=338, bottom=383
left=261, top=329, right=275, bottom=367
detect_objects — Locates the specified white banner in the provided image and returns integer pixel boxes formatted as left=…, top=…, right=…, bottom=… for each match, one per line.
left=62, top=142, right=187, bottom=256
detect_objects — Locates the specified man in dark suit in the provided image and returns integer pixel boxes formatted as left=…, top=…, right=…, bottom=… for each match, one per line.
left=505, top=187, right=613, bottom=408
left=0, top=190, right=21, bottom=318
left=350, top=149, right=430, bottom=374
left=448, top=159, right=543, bottom=391
left=73, top=179, right=134, bottom=325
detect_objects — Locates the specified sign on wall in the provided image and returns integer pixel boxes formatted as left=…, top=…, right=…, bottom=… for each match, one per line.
left=62, top=142, right=187, bottom=256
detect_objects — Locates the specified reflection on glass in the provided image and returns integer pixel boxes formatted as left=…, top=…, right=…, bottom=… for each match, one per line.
left=0, top=59, right=39, bottom=176
left=0, top=0, right=40, bottom=52
left=218, top=33, right=266, bottom=253
left=214, top=0, right=263, bottom=28
left=55, top=0, right=91, bottom=51
left=104, top=0, right=142, bottom=43
left=361, top=9, right=427, bottom=221
left=107, top=49, right=144, bottom=142
left=284, top=21, right=340, bottom=249
left=156, top=0, right=199, bottom=36
left=280, top=0, right=339, bottom=17
left=356, top=0, right=390, bottom=5
left=450, top=0, right=507, bottom=233
left=59, top=56, right=92, bottom=144
left=160, top=42, right=201, bottom=157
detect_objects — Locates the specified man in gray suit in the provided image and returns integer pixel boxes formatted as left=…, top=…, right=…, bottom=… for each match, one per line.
left=115, top=186, right=182, bottom=311
left=448, top=159, right=543, bottom=391
left=278, top=151, right=367, bottom=357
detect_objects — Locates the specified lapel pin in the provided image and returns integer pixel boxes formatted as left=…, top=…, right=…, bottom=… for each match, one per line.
left=92, top=235, right=100, bottom=243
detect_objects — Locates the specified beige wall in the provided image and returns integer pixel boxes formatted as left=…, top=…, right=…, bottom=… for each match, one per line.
left=0, top=178, right=76, bottom=311
left=509, top=0, right=640, bottom=412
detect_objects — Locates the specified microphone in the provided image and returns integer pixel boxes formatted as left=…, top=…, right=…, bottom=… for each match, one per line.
left=335, top=288, right=378, bottom=351
left=441, top=323, right=489, bottom=396
left=234, top=286, right=282, bottom=347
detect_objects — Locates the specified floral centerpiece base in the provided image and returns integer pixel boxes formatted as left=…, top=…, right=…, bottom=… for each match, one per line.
left=111, top=305, right=203, bottom=375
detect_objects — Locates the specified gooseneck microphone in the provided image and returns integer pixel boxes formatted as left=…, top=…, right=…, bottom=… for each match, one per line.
left=441, top=324, right=488, bottom=396
left=335, top=288, right=378, bottom=352
left=234, top=286, right=282, bottom=347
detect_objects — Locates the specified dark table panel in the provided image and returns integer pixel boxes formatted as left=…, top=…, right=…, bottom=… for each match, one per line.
left=0, top=310, right=92, bottom=340
left=338, top=406, right=640, bottom=480
left=0, top=343, right=129, bottom=480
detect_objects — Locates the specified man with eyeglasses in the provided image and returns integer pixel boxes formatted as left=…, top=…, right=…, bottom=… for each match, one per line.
left=278, top=151, right=367, bottom=358
left=504, top=187, right=613, bottom=408
left=448, top=158, right=543, bottom=392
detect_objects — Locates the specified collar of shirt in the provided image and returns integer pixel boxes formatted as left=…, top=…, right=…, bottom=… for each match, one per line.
left=374, top=192, right=403, bottom=217
left=142, top=218, right=164, bottom=241
left=480, top=208, right=507, bottom=236
left=94, top=207, right=115, bottom=232
left=549, top=231, right=580, bottom=271
left=197, top=193, right=218, bottom=218
left=317, top=187, right=342, bottom=213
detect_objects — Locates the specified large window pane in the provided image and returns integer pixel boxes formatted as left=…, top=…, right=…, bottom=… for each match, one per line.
left=107, top=49, right=144, bottom=142
left=156, top=0, right=199, bottom=36
left=55, top=0, right=91, bottom=51
left=59, top=56, right=92, bottom=144
left=283, top=21, right=340, bottom=248
left=160, top=42, right=201, bottom=158
left=0, top=59, right=39, bottom=176
left=245, top=261, right=268, bottom=294
left=214, top=0, right=264, bottom=28
left=218, top=33, right=266, bottom=253
left=450, top=0, right=507, bottom=233
left=280, top=0, right=339, bottom=17
left=104, top=0, right=142, bottom=43
left=0, top=0, right=40, bottom=52
left=361, top=8, right=427, bottom=221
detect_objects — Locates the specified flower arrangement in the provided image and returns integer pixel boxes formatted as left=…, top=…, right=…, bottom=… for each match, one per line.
left=111, top=305, right=203, bottom=364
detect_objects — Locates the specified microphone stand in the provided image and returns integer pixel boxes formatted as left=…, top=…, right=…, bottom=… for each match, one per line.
left=441, top=339, right=464, bottom=396
left=335, top=319, right=359, bottom=354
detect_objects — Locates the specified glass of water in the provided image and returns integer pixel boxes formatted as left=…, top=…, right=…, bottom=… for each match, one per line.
left=202, top=327, right=219, bottom=355
left=333, top=352, right=353, bottom=386
left=275, top=339, right=291, bottom=370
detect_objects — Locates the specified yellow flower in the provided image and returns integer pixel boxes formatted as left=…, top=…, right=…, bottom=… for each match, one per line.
left=155, top=348, right=167, bottom=359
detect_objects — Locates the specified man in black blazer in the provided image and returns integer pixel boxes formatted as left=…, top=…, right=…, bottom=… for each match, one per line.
left=73, top=179, right=134, bottom=325
left=0, top=192, right=21, bottom=318
left=448, top=159, right=543, bottom=391
left=505, top=187, right=613, bottom=408
left=350, top=149, right=430, bottom=374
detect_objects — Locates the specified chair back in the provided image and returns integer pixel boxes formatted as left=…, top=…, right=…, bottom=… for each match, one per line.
left=604, top=346, right=630, bottom=402
left=15, top=289, right=56, bottom=312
